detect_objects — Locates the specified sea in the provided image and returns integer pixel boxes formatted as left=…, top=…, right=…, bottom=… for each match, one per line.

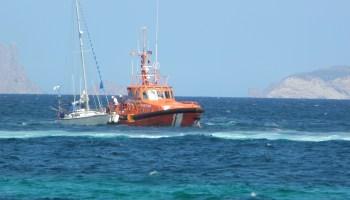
left=0, top=94, right=350, bottom=200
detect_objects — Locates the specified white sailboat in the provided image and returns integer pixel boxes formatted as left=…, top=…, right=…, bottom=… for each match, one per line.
left=57, top=0, right=109, bottom=125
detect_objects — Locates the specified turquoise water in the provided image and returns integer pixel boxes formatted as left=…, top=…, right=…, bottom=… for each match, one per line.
left=1, top=95, right=350, bottom=199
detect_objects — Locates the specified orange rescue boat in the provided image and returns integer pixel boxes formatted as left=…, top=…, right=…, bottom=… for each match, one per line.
left=111, top=27, right=203, bottom=127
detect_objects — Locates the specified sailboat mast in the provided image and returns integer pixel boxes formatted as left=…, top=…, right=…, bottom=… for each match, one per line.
left=75, top=0, right=89, bottom=110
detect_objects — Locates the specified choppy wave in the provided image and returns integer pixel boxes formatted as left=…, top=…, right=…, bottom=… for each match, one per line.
left=1, top=129, right=350, bottom=142
left=210, top=130, right=350, bottom=142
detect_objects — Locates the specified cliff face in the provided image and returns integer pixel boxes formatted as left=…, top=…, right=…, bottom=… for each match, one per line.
left=0, top=44, right=40, bottom=94
left=263, top=66, right=350, bottom=99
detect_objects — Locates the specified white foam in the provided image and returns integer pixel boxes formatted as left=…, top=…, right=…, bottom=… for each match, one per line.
left=0, top=129, right=349, bottom=142
left=149, top=170, right=159, bottom=176
left=0, top=130, right=185, bottom=139
left=250, top=192, right=257, bottom=198
left=211, top=130, right=350, bottom=142
left=205, top=122, right=215, bottom=126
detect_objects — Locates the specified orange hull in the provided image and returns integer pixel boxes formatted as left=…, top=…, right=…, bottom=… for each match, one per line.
left=118, top=108, right=203, bottom=127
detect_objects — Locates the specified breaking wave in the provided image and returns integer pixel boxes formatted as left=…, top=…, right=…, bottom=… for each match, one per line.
left=0, top=129, right=350, bottom=142
left=210, top=130, right=350, bottom=142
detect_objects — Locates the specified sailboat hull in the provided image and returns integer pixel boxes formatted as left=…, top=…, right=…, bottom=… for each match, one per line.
left=58, top=114, right=110, bottom=126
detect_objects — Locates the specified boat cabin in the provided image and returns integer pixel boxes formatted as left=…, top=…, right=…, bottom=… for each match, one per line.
left=127, top=86, right=174, bottom=101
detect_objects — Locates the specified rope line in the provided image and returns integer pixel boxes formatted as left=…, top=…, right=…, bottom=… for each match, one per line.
left=79, top=1, right=109, bottom=105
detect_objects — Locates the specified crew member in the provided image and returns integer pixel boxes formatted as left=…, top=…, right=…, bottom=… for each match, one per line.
left=112, top=96, right=119, bottom=106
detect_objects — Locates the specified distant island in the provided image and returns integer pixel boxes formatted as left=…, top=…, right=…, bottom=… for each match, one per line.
left=251, top=66, right=350, bottom=99
left=0, top=44, right=40, bottom=94
left=0, top=43, right=127, bottom=95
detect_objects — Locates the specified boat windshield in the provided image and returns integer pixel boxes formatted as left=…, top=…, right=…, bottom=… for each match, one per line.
left=157, top=91, right=165, bottom=99
left=142, top=89, right=157, bottom=100
left=143, top=89, right=169, bottom=101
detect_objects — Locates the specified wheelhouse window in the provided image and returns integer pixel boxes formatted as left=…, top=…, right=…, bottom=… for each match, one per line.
left=142, top=89, right=159, bottom=100
left=128, top=89, right=133, bottom=98
left=165, top=91, right=171, bottom=99
left=157, top=91, right=165, bottom=99
left=147, top=89, right=158, bottom=100
left=142, top=89, right=172, bottom=100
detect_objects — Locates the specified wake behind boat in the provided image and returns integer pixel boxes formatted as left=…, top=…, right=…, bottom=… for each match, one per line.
left=55, top=0, right=111, bottom=126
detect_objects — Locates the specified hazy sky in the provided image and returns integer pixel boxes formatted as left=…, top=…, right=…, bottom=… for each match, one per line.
left=1, top=0, right=350, bottom=97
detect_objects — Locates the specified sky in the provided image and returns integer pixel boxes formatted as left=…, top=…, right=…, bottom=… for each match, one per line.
left=1, top=0, right=350, bottom=97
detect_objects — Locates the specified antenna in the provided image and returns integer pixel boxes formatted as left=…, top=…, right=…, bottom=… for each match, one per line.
left=137, top=39, right=140, bottom=54
left=155, top=0, right=159, bottom=67
left=131, top=60, right=134, bottom=76
left=142, top=26, right=147, bottom=51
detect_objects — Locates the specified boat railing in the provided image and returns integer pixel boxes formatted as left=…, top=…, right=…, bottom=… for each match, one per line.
left=130, top=74, right=169, bottom=85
